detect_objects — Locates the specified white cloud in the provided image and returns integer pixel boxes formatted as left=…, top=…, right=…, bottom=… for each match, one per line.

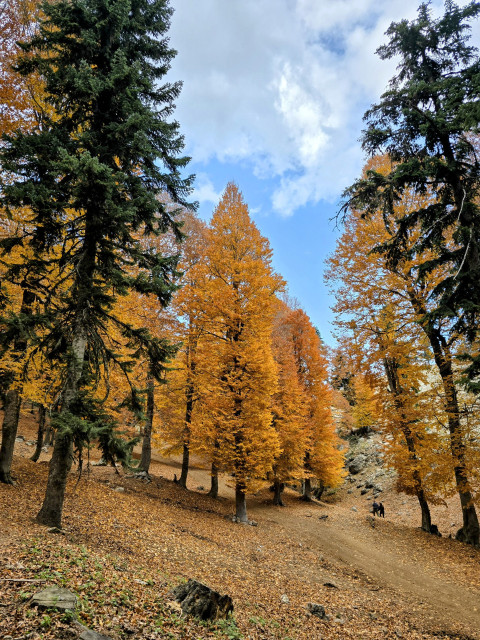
left=169, top=0, right=478, bottom=216
left=191, top=173, right=222, bottom=207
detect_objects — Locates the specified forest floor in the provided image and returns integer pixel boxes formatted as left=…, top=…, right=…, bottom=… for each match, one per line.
left=1, top=412, right=480, bottom=640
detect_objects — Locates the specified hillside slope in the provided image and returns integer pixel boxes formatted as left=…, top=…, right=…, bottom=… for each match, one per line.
left=1, top=421, right=480, bottom=640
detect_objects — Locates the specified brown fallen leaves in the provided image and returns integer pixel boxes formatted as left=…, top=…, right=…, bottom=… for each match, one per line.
left=1, top=434, right=480, bottom=640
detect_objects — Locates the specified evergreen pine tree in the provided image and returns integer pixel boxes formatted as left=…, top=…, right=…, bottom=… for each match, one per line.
left=0, top=0, right=194, bottom=527
left=342, top=2, right=480, bottom=385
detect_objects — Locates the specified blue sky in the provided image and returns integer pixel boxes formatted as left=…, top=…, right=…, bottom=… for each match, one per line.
left=167, top=0, right=480, bottom=346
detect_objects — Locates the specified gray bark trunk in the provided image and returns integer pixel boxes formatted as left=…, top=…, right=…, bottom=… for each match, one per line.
left=35, top=430, right=73, bottom=528
left=235, top=483, right=248, bottom=522
left=31, top=404, right=46, bottom=463
left=0, top=389, right=22, bottom=484
left=36, top=324, right=87, bottom=528
left=139, top=372, right=154, bottom=473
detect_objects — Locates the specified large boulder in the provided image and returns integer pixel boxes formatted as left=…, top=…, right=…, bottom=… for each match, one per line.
left=169, top=579, right=233, bottom=621
left=348, top=454, right=367, bottom=475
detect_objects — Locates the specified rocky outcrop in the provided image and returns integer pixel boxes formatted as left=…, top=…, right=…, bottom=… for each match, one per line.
left=348, top=454, right=367, bottom=475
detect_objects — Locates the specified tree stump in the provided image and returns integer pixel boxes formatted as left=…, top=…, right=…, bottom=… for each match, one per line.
left=169, top=579, right=233, bottom=620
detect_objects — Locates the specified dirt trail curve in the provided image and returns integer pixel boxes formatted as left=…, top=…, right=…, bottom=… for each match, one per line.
left=251, top=503, right=480, bottom=637
left=148, top=451, right=480, bottom=638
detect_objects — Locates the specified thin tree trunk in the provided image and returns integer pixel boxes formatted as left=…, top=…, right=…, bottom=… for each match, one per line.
left=139, top=372, right=154, bottom=474
left=0, top=390, right=22, bottom=484
left=179, top=441, right=190, bottom=489
left=208, top=460, right=218, bottom=498
left=235, top=482, right=248, bottom=522
left=273, top=479, right=284, bottom=506
left=31, top=404, right=46, bottom=463
left=417, top=488, right=432, bottom=533
left=383, top=356, right=432, bottom=533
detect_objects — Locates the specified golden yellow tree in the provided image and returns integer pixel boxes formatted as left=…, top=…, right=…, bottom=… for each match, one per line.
left=197, top=182, right=284, bottom=521
left=270, top=302, right=309, bottom=505
left=327, top=155, right=477, bottom=536
left=281, top=307, right=344, bottom=500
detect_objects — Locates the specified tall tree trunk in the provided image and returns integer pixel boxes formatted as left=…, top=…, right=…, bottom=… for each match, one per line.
left=208, top=460, right=218, bottom=498
left=235, top=482, right=248, bottom=522
left=35, top=429, right=73, bottom=528
left=139, top=371, right=154, bottom=474
left=31, top=404, right=46, bottom=463
left=0, top=289, right=36, bottom=483
left=407, top=289, right=479, bottom=545
left=36, top=323, right=87, bottom=528
left=179, top=352, right=196, bottom=488
left=0, top=389, right=22, bottom=484
left=273, top=478, right=284, bottom=506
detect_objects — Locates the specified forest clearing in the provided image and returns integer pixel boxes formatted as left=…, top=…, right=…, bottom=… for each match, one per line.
left=1, top=412, right=480, bottom=640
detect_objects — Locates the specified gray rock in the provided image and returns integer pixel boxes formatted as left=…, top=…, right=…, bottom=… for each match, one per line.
left=169, top=579, right=233, bottom=620
left=348, top=454, right=367, bottom=475
left=30, top=587, right=77, bottom=611
left=74, top=622, right=112, bottom=640
left=280, top=594, right=290, bottom=604
left=347, top=489, right=353, bottom=494
left=15, top=436, right=25, bottom=443
left=114, top=486, right=125, bottom=493
left=360, top=489, right=368, bottom=495
left=351, top=506, right=358, bottom=512
left=306, top=603, right=326, bottom=619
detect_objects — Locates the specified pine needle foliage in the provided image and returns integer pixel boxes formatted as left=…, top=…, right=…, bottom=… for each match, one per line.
left=341, top=1, right=480, bottom=389
left=0, top=0, right=194, bottom=525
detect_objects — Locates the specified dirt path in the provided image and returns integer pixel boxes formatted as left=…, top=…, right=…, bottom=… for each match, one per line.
left=252, top=503, right=480, bottom=636
left=148, top=450, right=480, bottom=638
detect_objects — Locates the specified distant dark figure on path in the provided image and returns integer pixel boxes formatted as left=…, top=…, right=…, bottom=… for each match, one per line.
left=379, top=502, right=385, bottom=518
left=372, top=500, right=379, bottom=516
